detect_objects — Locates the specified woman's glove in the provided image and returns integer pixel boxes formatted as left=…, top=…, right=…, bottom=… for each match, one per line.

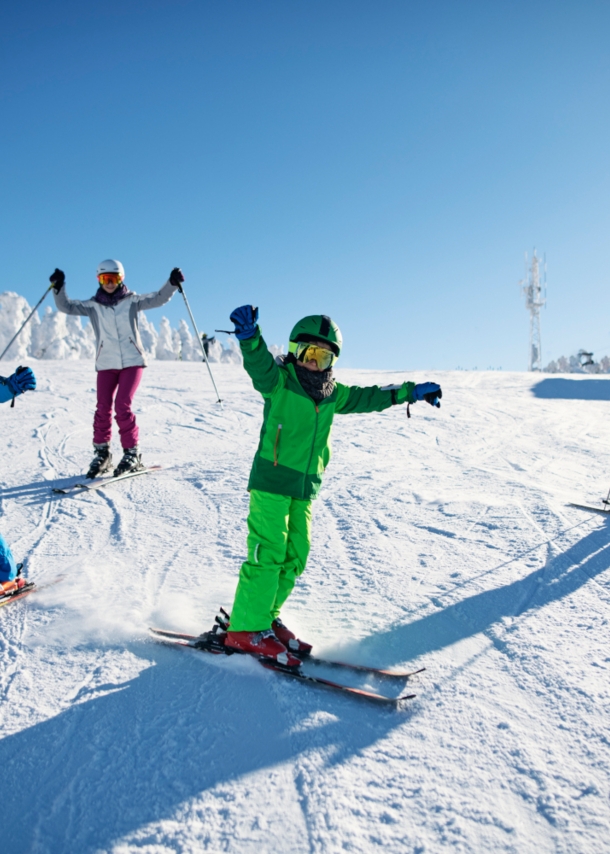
left=413, top=382, right=442, bottom=408
left=169, top=267, right=184, bottom=289
left=229, top=305, right=259, bottom=341
left=49, top=269, right=65, bottom=293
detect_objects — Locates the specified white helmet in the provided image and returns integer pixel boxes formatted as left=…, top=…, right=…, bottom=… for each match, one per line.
left=97, top=259, right=125, bottom=279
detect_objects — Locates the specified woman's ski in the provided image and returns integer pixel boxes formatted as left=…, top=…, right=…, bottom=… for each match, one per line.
left=52, top=465, right=162, bottom=494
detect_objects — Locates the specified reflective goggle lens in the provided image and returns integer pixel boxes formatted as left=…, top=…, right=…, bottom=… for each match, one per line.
left=295, top=343, right=335, bottom=370
left=98, top=273, right=123, bottom=286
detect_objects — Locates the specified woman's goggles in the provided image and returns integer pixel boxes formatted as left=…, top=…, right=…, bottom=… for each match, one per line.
left=295, top=342, right=337, bottom=370
left=98, top=272, right=123, bottom=286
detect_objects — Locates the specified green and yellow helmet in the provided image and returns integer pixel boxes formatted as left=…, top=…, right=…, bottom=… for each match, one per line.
left=288, top=314, right=343, bottom=361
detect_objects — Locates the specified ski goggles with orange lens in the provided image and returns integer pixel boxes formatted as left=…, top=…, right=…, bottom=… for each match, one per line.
left=295, top=342, right=337, bottom=370
left=97, top=272, right=123, bottom=286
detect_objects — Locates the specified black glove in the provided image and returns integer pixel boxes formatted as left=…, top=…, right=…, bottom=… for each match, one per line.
left=169, top=267, right=185, bottom=289
left=50, top=268, right=65, bottom=293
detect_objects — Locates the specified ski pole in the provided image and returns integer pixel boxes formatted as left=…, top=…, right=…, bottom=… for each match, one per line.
left=0, top=283, right=54, bottom=362
left=177, top=284, right=222, bottom=404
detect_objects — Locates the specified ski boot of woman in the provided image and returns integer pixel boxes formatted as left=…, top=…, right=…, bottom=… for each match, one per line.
left=86, top=443, right=113, bottom=479
left=113, top=446, right=143, bottom=477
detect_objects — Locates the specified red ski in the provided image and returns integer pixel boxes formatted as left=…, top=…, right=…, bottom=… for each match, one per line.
left=149, top=624, right=422, bottom=705
left=0, top=580, right=37, bottom=610
left=0, top=576, right=64, bottom=611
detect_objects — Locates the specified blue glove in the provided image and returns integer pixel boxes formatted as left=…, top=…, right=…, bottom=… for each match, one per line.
left=229, top=305, right=259, bottom=341
left=413, top=382, right=442, bottom=408
left=3, top=366, right=37, bottom=398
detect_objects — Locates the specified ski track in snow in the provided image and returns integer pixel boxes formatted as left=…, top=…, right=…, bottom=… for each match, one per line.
left=1, top=362, right=609, bottom=853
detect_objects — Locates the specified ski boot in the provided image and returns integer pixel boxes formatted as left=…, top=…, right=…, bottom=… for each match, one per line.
left=224, top=629, right=302, bottom=667
left=272, top=617, right=312, bottom=656
left=0, top=564, right=27, bottom=596
left=86, top=443, right=113, bottom=479
left=113, top=446, right=143, bottom=477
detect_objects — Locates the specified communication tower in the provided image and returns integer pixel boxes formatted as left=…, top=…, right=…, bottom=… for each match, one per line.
left=520, top=250, right=546, bottom=371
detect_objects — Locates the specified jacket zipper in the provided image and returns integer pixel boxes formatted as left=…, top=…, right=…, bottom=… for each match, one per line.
left=96, top=340, right=104, bottom=360
left=303, top=404, right=319, bottom=490
left=273, top=424, right=282, bottom=466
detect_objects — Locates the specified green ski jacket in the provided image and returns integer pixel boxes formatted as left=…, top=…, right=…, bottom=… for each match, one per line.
left=241, top=329, right=416, bottom=500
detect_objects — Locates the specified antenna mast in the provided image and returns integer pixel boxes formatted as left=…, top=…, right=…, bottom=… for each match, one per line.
left=521, top=249, right=546, bottom=371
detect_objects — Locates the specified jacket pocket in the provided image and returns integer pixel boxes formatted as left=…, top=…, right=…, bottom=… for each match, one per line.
left=129, top=336, right=144, bottom=357
left=96, top=340, right=104, bottom=361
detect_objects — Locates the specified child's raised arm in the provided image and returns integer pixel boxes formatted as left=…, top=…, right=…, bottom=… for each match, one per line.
left=230, top=305, right=280, bottom=397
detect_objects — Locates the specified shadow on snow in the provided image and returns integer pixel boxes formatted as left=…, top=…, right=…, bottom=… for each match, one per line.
left=2, top=523, right=610, bottom=850
left=356, top=521, right=610, bottom=666
left=532, top=377, right=610, bottom=400
left=0, top=641, right=407, bottom=853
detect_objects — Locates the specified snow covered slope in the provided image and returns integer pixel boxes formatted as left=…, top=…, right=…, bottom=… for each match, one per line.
left=1, top=362, right=609, bottom=853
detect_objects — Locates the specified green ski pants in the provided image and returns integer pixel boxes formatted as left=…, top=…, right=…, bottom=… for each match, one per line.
left=229, top=489, right=312, bottom=633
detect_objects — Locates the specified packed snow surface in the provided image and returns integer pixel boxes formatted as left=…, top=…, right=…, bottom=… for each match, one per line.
left=1, top=361, right=609, bottom=853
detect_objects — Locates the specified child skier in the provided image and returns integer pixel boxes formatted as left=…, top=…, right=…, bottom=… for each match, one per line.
left=0, top=365, right=36, bottom=595
left=223, top=306, right=442, bottom=666
left=50, top=261, right=184, bottom=478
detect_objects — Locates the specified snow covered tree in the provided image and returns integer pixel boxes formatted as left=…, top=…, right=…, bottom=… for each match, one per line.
left=177, top=320, right=198, bottom=361
left=32, top=306, right=84, bottom=359
left=155, top=317, right=178, bottom=360
left=138, top=313, right=158, bottom=357
left=220, top=336, right=243, bottom=364
left=0, top=292, right=37, bottom=360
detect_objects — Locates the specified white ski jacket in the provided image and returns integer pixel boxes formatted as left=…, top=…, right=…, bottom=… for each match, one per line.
left=54, top=280, right=177, bottom=371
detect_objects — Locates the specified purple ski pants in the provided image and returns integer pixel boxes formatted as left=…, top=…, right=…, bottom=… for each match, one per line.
left=93, top=366, right=144, bottom=449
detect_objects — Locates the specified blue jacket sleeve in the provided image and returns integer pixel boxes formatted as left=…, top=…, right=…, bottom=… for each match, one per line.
left=0, top=380, right=14, bottom=404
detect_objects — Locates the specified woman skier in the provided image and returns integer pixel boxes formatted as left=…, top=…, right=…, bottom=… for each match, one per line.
left=50, top=261, right=184, bottom=478
left=0, top=365, right=36, bottom=596
left=222, top=305, right=442, bottom=666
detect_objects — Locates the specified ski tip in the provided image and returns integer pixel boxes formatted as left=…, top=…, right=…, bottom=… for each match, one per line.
left=568, top=502, right=610, bottom=516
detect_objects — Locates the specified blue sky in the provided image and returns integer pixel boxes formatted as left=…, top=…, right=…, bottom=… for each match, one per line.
left=1, top=0, right=609, bottom=370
